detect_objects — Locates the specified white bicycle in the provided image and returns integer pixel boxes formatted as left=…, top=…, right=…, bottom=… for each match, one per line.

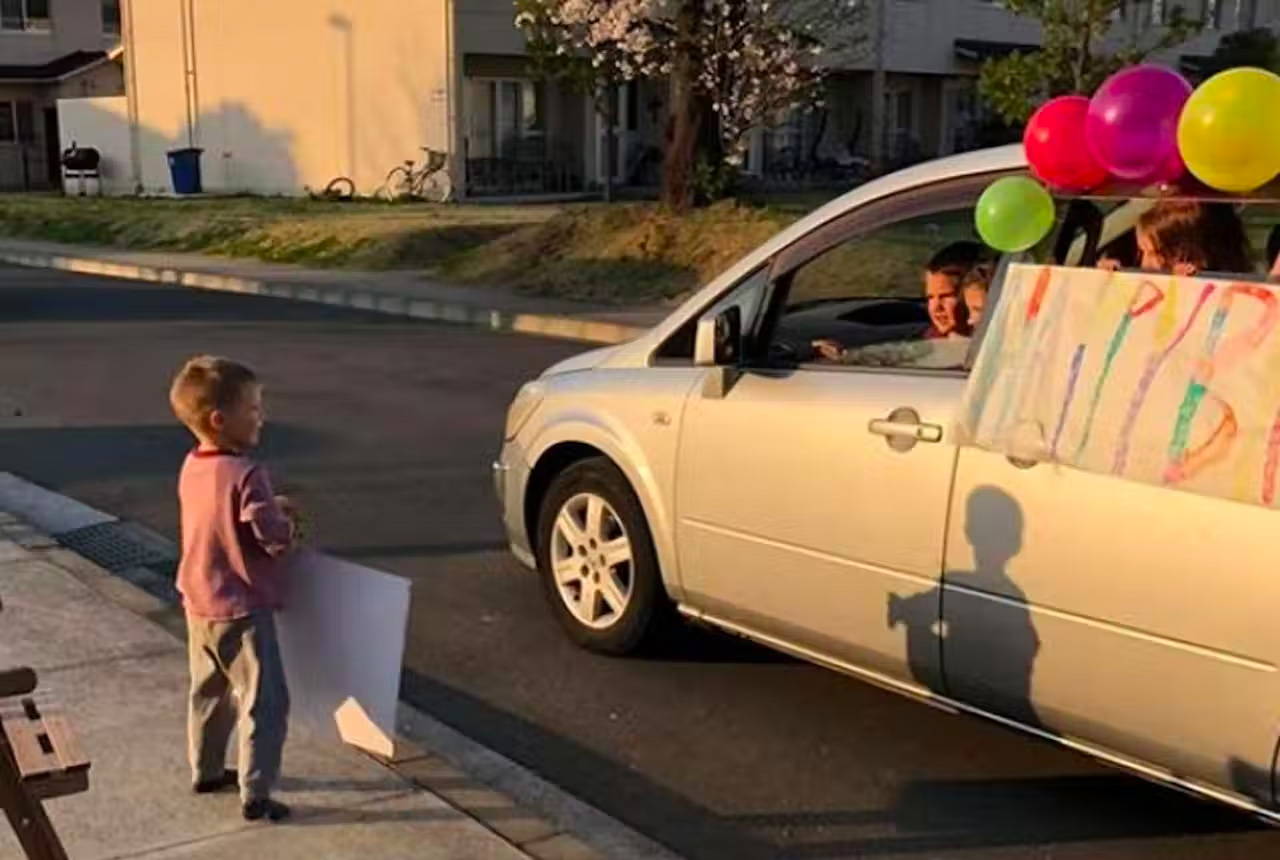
left=375, top=147, right=454, bottom=203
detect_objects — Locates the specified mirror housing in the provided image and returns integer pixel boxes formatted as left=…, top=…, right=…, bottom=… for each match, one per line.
left=694, top=305, right=743, bottom=368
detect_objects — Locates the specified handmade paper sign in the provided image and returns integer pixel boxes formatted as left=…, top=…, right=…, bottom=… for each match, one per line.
left=275, top=550, right=410, bottom=757
left=960, top=263, right=1280, bottom=508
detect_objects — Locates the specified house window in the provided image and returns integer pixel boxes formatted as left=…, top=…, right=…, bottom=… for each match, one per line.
left=466, top=79, right=545, bottom=160
left=0, top=103, right=14, bottom=142
left=0, top=102, right=36, bottom=142
left=14, top=101, right=33, bottom=142
left=102, top=0, right=120, bottom=36
left=1, top=0, right=51, bottom=32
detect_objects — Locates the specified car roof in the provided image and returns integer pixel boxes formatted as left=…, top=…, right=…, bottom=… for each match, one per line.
left=804, top=144, right=1027, bottom=231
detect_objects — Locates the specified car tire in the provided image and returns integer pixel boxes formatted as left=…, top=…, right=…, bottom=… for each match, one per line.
left=536, top=457, right=667, bottom=655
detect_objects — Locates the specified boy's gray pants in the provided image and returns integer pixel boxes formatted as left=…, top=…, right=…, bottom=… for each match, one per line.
left=186, top=610, right=289, bottom=803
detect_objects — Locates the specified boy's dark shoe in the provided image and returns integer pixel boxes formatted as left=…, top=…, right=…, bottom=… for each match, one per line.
left=192, top=769, right=238, bottom=794
left=242, top=797, right=290, bottom=822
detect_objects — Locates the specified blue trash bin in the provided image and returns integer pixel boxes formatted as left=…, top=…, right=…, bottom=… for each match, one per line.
left=167, top=147, right=204, bottom=194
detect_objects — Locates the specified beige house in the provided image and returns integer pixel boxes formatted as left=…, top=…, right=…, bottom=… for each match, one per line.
left=66, top=0, right=651, bottom=198
left=56, top=0, right=1280, bottom=198
left=0, top=0, right=124, bottom=190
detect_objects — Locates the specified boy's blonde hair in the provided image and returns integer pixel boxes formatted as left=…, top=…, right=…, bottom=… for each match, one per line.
left=961, top=264, right=994, bottom=293
left=169, top=355, right=257, bottom=433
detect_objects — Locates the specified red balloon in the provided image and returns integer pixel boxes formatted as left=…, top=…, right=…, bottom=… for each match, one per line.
left=1024, top=95, right=1108, bottom=192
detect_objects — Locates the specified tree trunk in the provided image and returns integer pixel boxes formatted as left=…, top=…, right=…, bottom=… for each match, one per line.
left=869, top=0, right=888, bottom=172
left=662, top=59, right=700, bottom=210
left=662, top=2, right=701, bottom=211
left=603, top=87, right=616, bottom=203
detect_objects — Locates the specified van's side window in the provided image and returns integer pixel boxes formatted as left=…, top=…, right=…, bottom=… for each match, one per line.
left=768, top=206, right=995, bottom=372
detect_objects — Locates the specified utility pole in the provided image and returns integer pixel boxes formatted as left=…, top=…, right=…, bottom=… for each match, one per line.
left=869, top=0, right=887, bottom=173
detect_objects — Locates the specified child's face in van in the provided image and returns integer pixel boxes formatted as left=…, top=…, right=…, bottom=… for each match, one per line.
left=1137, top=228, right=1167, bottom=272
left=964, top=285, right=987, bottom=328
left=1137, top=228, right=1201, bottom=276
left=926, top=272, right=963, bottom=336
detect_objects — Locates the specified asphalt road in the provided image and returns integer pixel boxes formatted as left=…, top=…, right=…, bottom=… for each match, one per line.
left=2, top=264, right=1277, bottom=859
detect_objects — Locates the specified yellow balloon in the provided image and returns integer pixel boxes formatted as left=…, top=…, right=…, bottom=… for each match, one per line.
left=1178, top=67, right=1280, bottom=192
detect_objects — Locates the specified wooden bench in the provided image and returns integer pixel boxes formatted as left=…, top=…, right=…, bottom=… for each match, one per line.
left=0, top=667, right=91, bottom=860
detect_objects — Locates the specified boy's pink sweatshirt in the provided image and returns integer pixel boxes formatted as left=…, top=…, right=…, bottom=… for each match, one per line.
left=177, top=449, right=292, bottom=620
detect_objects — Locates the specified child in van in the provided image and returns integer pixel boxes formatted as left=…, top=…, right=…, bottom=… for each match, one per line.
left=1096, top=231, right=1139, bottom=272
left=1135, top=201, right=1253, bottom=277
left=961, top=264, right=993, bottom=331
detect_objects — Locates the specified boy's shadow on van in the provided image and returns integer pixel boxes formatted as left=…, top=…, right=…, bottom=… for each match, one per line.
left=888, top=485, right=1042, bottom=728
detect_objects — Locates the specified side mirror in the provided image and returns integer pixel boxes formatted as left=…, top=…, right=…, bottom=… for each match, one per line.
left=694, top=305, right=742, bottom=368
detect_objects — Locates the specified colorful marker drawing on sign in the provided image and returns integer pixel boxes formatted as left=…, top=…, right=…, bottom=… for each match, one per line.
left=958, top=264, right=1280, bottom=509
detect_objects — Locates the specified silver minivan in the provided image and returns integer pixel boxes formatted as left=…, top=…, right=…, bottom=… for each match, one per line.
left=494, top=143, right=1280, bottom=822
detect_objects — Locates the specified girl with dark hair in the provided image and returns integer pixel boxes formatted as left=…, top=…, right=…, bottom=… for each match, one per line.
left=1136, top=201, right=1254, bottom=276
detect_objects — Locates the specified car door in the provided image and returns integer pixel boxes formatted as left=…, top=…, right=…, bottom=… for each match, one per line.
left=674, top=174, right=1006, bottom=692
left=943, top=214, right=1280, bottom=804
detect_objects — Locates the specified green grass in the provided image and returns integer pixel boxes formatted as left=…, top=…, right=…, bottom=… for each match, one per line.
left=0, top=194, right=559, bottom=269
left=0, top=192, right=859, bottom=305
left=437, top=200, right=797, bottom=304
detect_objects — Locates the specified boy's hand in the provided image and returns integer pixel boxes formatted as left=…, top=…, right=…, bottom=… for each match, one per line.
left=275, top=494, right=305, bottom=543
left=811, top=339, right=845, bottom=362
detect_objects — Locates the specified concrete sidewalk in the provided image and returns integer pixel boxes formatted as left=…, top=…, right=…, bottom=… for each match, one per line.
left=0, top=238, right=668, bottom=346
left=0, top=511, right=574, bottom=860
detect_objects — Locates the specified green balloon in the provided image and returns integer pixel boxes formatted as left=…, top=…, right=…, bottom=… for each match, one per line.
left=975, top=177, right=1056, bottom=253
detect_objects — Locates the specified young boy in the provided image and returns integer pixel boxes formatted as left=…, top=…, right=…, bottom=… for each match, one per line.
left=169, top=356, right=296, bottom=822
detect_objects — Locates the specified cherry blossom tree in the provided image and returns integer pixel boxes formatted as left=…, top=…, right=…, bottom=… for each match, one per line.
left=516, top=0, right=868, bottom=210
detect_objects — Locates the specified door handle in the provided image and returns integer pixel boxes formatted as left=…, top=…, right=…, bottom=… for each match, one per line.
left=869, top=419, right=943, bottom=442
left=868, top=407, right=943, bottom=451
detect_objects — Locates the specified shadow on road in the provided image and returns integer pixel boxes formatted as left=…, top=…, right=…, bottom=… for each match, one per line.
left=403, top=668, right=1265, bottom=860
left=0, top=283, right=399, bottom=324
left=731, top=774, right=1263, bottom=858
left=0, top=423, right=328, bottom=484
left=646, top=620, right=795, bottom=665
left=401, top=667, right=780, bottom=860
left=338, top=540, right=509, bottom=561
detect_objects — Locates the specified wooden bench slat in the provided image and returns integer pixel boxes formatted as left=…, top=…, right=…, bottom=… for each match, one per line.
left=22, top=768, right=89, bottom=802
left=37, top=717, right=87, bottom=773
left=1, top=717, right=56, bottom=779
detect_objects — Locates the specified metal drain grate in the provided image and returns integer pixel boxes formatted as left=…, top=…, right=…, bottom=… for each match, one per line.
left=56, top=521, right=178, bottom=574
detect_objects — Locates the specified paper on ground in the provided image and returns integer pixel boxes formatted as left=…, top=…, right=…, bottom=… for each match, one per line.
left=276, top=549, right=410, bottom=757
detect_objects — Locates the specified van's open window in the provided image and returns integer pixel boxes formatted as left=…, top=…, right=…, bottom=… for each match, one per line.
left=1052, top=197, right=1280, bottom=280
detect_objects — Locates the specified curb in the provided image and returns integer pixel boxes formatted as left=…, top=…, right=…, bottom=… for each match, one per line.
left=0, top=249, right=648, bottom=347
left=0, top=473, right=681, bottom=860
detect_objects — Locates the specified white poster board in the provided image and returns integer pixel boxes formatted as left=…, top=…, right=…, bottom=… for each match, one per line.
left=275, top=550, right=410, bottom=758
left=961, top=263, right=1280, bottom=508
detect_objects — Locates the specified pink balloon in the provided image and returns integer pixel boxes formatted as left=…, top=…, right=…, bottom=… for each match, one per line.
left=1024, top=95, right=1108, bottom=192
left=1150, top=148, right=1186, bottom=185
left=1087, top=65, right=1192, bottom=183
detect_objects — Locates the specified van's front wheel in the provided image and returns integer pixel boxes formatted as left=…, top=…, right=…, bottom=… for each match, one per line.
left=535, top=457, right=666, bottom=655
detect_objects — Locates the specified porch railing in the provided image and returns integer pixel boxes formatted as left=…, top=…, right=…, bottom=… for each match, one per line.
left=465, top=136, right=584, bottom=197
